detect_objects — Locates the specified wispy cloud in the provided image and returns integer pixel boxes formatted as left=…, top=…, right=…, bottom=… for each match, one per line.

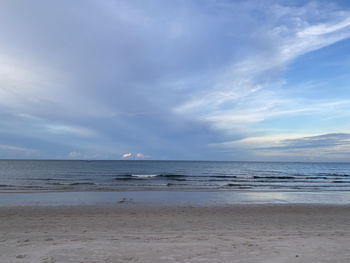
left=203, top=98, right=350, bottom=130
left=258, top=133, right=350, bottom=161
left=175, top=2, right=350, bottom=135
left=217, top=133, right=350, bottom=161
left=45, top=124, right=96, bottom=137
left=0, top=144, right=36, bottom=153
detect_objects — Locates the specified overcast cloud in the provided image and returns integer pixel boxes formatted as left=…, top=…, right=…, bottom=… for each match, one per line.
left=1, top=0, right=350, bottom=161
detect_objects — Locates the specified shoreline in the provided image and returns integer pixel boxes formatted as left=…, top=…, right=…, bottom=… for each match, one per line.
left=1, top=204, right=349, bottom=262
left=1, top=190, right=350, bottom=206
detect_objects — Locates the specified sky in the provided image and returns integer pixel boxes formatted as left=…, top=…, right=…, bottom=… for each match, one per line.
left=1, top=0, right=350, bottom=161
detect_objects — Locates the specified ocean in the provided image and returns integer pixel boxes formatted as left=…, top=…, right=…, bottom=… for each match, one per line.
left=1, top=160, right=350, bottom=192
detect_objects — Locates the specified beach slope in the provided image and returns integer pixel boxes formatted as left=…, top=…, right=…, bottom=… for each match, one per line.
left=1, top=204, right=349, bottom=263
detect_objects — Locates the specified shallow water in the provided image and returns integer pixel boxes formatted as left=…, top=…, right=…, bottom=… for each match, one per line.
left=1, top=190, right=350, bottom=206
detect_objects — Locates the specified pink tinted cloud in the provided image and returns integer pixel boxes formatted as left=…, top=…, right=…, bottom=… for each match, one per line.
left=122, top=153, right=132, bottom=158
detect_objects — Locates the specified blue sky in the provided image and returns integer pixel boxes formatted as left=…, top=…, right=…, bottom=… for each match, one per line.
left=1, top=0, right=350, bottom=161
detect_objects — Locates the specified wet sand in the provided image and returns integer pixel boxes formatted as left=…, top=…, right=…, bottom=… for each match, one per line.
left=1, top=204, right=350, bottom=263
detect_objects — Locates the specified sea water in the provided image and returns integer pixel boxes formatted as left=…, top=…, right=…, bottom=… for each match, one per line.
left=1, top=160, right=350, bottom=205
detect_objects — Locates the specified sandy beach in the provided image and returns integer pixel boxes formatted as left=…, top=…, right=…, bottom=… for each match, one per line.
left=1, top=204, right=349, bottom=263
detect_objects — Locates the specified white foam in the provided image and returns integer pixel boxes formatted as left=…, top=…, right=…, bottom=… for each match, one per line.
left=131, top=174, right=158, bottom=178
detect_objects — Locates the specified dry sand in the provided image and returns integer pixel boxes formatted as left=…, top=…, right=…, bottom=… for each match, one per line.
left=0, top=204, right=350, bottom=263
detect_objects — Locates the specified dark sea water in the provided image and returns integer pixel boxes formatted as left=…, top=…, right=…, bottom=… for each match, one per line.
left=1, top=160, right=350, bottom=192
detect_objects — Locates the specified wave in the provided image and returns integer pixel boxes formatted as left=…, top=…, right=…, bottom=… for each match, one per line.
left=116, top=174, right=238, bottom=179
left=211, top=175, right=237, bottom=179
left=24, top=178, right=94, bottom=182
left=132, top=174, right=159, bottom=178
left=69, top=182, right=96, bottom=186
left=11, top=173, right=350, bottom=192
left=332, top=180, right=346, bottom=183
left=224, top=183, right=253, bottom=189
left=115, top=174, right=186, bottom=180
left=316, top=173, right=350, bottom=177
left=0, top=184, right=15, bottom=187
left=48, top=182, right=96, bottom=186
left=113, top=173, right=350, bottom=183
left=252, top=176, right=295, bottom=179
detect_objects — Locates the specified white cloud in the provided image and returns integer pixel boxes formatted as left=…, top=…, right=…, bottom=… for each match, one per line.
left=135, top=153, right=144, bottom=158
left=122, top=153, right=132, bottom=158
left=297, top=17, right=350, bottom=37
left=67, top=151, right=81, bottom=158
